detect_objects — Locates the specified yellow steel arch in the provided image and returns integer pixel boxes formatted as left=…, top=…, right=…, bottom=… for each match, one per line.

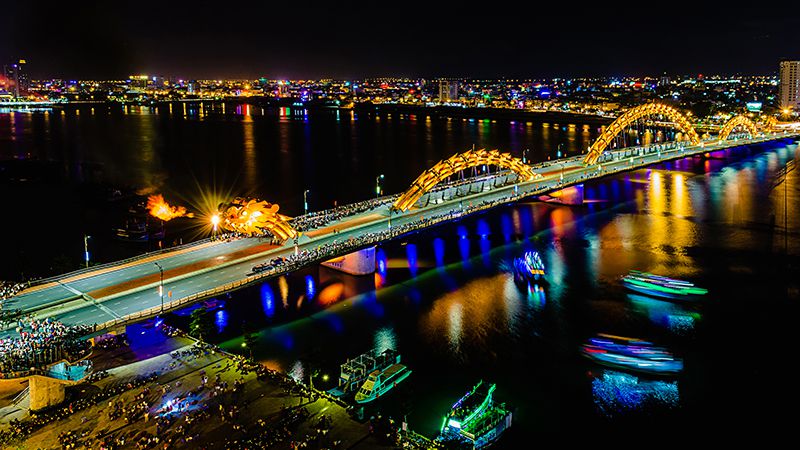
left=583, top=103, right=700, bottom=165
left=392, top=149, right=540, bottom=212
left=218, top=197, right=298, bottom=241
left=718, top=115, right=758, bottom=141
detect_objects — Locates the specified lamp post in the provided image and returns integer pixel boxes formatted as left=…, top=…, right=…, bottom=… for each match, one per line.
left=154, top=262, right=164, bottom=313
left=303, top=190, right=310, bottom=215
left=210, top=214, right=220, bottom=239
left=375, top=174, right=384, bottom=198
left=83, top=235, right=91, bottom=268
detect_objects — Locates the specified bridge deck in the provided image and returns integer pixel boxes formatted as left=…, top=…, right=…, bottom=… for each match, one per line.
left=3, top=132, right=797, bottom=335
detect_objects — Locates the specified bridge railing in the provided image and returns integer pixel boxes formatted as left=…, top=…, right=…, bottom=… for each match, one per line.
left=93, top=188, right=541, bottom=332
left=24, top=237, right=217, bottom=289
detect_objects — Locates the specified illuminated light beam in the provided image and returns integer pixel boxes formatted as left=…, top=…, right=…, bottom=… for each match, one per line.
left=146, top=194, right=194, bottom=221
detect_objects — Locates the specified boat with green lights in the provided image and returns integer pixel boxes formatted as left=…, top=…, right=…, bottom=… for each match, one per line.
left=437, top=380, right=512, bottom=449
left=354, top=362, right=412, bottom=404
left=621, top=270, right=707, bottom=300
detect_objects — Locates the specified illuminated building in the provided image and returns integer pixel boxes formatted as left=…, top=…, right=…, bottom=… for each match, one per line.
left=779, top=60, right=800, bottom=110
left=128, top=74, right=149, bottom=90
left=3, top=59, right=29, bottom=97
left=187, top=80, right=200, bottom=94
left=438, top=79, right=459, bottom=103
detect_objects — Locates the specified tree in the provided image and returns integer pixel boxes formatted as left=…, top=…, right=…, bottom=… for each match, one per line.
left=241, top=321, right=258, bottom=360
left=189, top=307, right=214, bottom=342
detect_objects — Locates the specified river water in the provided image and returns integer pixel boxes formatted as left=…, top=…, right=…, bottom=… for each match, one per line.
left=2, top=104, right=800, bottom=438
left=0, top=103, right=598, bottom=278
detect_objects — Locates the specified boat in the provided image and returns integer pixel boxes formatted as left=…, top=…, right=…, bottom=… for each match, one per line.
left=173, top=299, right=227, bottom=317
left=354, top=362, right=411, bottom=403
left=438, top=380, right=512, bottom=449
left=621, top=270, right=707, bottom=300
left=512, top=251, right=546, bottom=285
left=114, top=216, right=165, bottom=242
left=328, top=349, right=402, bottom=399
left=581, top=333, right=683, bottom=375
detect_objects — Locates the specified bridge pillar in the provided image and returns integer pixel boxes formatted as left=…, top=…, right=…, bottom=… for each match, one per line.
left=322, top=246, right=376, bottom=275
left=28, top=375, right=67, bottom=411
left=540, top=184, right=584, bottom=205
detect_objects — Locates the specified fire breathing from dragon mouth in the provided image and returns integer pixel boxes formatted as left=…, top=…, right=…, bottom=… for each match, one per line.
left=147, top=194, right=194, bottom=221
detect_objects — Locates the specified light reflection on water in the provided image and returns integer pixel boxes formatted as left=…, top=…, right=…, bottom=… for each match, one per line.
left=204, top=139, right=800, bottom=436
left=626, top=294, right=698, bottom=335
left=373, top=326, right=397, bottom=355
left=592, top=370, right=680, bottom=417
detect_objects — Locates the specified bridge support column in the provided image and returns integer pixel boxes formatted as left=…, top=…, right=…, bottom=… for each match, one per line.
left=28, top=375, right=67, bottom=411
left=322, top=246, right=376, bottom=275
left=539, top=184, right=584, bottom=205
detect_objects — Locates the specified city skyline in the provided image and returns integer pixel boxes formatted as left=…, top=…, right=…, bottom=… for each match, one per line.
left=3, top=3, right=799, bottom=79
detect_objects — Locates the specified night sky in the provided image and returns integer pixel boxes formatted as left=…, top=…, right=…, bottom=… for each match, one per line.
left=3, top=2, right=799, bottom=79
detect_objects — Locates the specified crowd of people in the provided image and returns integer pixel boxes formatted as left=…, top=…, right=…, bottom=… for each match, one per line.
left=290, top=197, right=395, bottom=232
left=0, top=318, right=92, bottom=376
left=0, top=317, right=438, bottom=449
left=252, top=201, right=504, bottom=277
left=0, top=280, right=26, bottom=301
left=0, top=372, right=160, bottom=447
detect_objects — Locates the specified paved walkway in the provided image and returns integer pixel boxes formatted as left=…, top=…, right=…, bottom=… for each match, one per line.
left=0, top=336, right=394, bottom=449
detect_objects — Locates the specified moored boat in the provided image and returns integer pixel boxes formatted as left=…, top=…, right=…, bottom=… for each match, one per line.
left=438, top=380, right=512, bottom=449
left=354, top=363, right=411, bottom=403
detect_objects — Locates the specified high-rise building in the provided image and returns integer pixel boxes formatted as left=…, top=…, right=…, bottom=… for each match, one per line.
left=779, top=60, right=800, bottom=111
left=128, top=75, right=149, bottom=90
left=438, top=79, right=458, bottom=103
left=3, top=59, right=29, bottom=98
left=658, top=72, right=670, bottom=87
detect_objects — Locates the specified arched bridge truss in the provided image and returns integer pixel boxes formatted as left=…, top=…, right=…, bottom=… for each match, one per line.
left=392, top=149, right=541, bottom=212
left=583, top=103, right=701, bottom=165
left=718, top=115, right=759, bottom=141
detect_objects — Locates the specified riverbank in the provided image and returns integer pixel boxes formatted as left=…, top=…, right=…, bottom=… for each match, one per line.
left=354, top=103, right=613, bottom=124
left=0, top=330, right=422, bottom=449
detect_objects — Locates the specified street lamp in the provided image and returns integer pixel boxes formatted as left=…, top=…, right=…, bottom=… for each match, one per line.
left=83, top=235, right=91, bottom=268
left=154, top=262, right=164, bottom=313
left=375, top=174, right=384, bottom=198
left=210, top=214, right=220, bottom=238
left=303, top=189, right=310, bottom=215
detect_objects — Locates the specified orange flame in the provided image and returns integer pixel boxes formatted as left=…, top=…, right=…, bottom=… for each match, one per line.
left=146, top=194, right=194, bottom=221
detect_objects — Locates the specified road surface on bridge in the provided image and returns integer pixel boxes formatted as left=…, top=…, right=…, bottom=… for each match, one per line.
left=3, top=132, right=797, bottom=335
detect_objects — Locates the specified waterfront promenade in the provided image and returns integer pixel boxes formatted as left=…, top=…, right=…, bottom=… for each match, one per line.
left=0, top=332, right=407, bottom=449
left=3, top=132, right=798, bottom=335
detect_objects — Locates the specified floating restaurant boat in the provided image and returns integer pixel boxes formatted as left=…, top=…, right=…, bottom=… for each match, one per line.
left=582, top=333, right=683, bottom=375
left=354, top=362, right=412, bottom=403
left=438, top=380, right=512, bottom=449
left=621, top=270, right=707, bottom=300
left=512, top=251, right=546, bottom=285
left=328, top=349, right=402, bottom=399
